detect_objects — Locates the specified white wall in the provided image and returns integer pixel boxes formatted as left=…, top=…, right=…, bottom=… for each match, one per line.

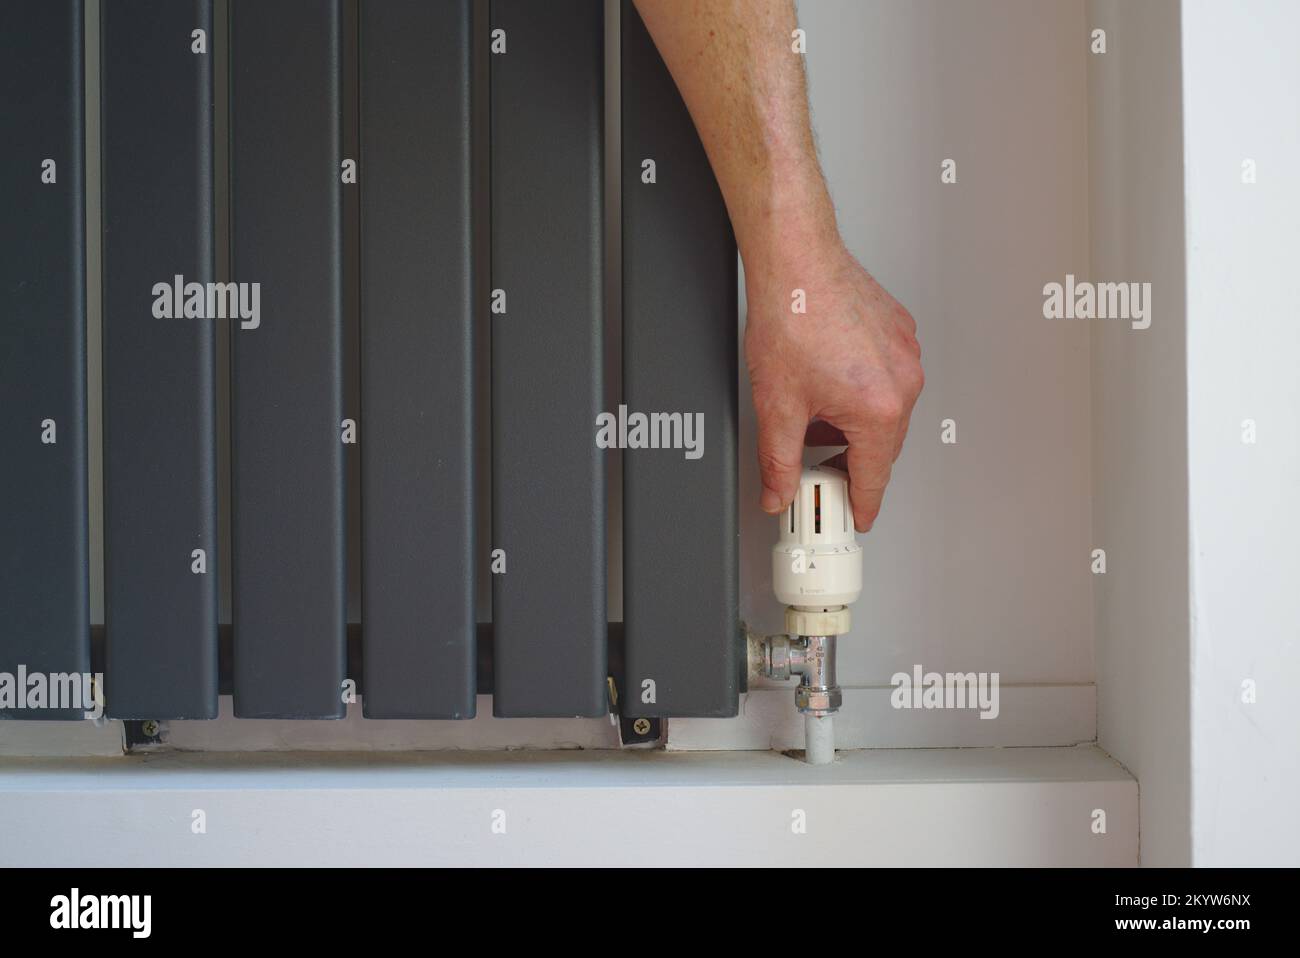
left=1088, top=0, right=1300, bottom=867
left=749, top=1, right=1095, bottom=696
left=1181, top=0, right=1300, bottom=867
left=1086, top=0, right=1192, bottom=866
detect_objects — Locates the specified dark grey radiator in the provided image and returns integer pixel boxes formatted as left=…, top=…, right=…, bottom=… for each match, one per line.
left=0, top=0, right=90, bottom=721
left=0, top=0, right=739, bottom=724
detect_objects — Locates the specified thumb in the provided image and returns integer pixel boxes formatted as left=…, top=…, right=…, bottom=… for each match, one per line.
left=755, top=399, right=809, bottom=515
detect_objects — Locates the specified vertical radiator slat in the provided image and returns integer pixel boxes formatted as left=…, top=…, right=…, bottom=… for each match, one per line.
left=101, top=0, right=218, bottom=720
left=229, top=0, right=345, bottom=718
left=358, top=0, right=476, bottom=719
left=0, top=0, right=90, bottom=720
left=490, top=0, right=606, bottom=717
left=621, top=2, right=740, bottom=717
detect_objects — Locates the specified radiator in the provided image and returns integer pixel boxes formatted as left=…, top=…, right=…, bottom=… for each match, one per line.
left=0, top=0, right=740, bottom=723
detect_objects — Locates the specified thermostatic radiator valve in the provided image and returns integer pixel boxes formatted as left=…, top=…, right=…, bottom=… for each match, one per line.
left=750, top=464, right=862, bottom=765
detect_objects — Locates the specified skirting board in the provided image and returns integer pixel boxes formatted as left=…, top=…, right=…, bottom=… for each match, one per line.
left=0, top=745, right=1135, bottom=866
left=0, top=685, right=1094, bottom=755
left=669, top=685, right=1097, bottom=751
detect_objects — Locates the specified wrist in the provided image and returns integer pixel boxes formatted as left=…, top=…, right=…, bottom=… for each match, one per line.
left=735, top=180, right=843, bottom=281
left=740, top=224, right=846, bottom=315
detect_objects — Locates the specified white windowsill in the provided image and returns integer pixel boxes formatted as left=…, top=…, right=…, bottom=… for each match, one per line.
left=0, top=744, right=1136, bottom=866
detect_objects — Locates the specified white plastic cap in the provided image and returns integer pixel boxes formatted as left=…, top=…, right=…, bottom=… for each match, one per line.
left=771, top=464, right=862, bottom=608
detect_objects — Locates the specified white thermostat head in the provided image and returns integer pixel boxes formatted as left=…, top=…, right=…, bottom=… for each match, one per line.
left=772, top=464, right=862, bottom=608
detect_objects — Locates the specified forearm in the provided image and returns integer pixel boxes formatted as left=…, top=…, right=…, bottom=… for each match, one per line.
left=630, top=0, right=840, bottom=273
left=634, top=0, right=922, bottom=532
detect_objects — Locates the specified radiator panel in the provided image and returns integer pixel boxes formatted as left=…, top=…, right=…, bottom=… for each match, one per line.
left=229, top=0, right=346, bottom=718
left=490, top=0, right=607, bottom=717
left=0, top=0, right=90, bottom=720
left=358, top=0, right=477, bottom=719
left=101, top=0, right=218, bottom=720
left=621, top=2, right=741, bottom=717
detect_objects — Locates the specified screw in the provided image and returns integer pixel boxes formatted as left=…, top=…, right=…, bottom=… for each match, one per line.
left=632, top=718, right=651, bottom=736
left=141, top=720, right=160, bottom=738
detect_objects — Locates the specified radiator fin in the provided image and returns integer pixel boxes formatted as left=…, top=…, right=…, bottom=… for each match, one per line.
left=0, top=0, right=91, bottom=720
left=229, top=0, right=347, bottom=718
left=101, top=0, right=219, bottom=720
left=621, top=1, right=741, bottom=717
left=489, top=0, right=608, bottom=717
left=358, top=0, right=477, bottom=718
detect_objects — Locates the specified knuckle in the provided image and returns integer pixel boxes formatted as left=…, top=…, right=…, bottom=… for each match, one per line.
left=903, top=359, right=925, bottom=398
left=752, top=381, right=797, bottom=420
left=866, top=391, right=905, bottom=425
left=756, top=444, right=800, bottom=477
left=751, top=390, right=780, bottom=421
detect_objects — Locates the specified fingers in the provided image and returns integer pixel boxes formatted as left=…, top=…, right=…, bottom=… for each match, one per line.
left=755, top=399, right=809, bottom=515
left=893, top=409, right=912, bottom=461
left=892, top=360, right=924, bottom=461
left=844, top=418, right=896, bottom=533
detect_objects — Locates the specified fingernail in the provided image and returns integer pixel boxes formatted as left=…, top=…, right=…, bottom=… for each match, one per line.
left=761, top=488, right=783, bottom=514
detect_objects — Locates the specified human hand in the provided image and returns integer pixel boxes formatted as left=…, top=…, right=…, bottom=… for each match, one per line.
left=744, top=239, right=923, bottom=533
